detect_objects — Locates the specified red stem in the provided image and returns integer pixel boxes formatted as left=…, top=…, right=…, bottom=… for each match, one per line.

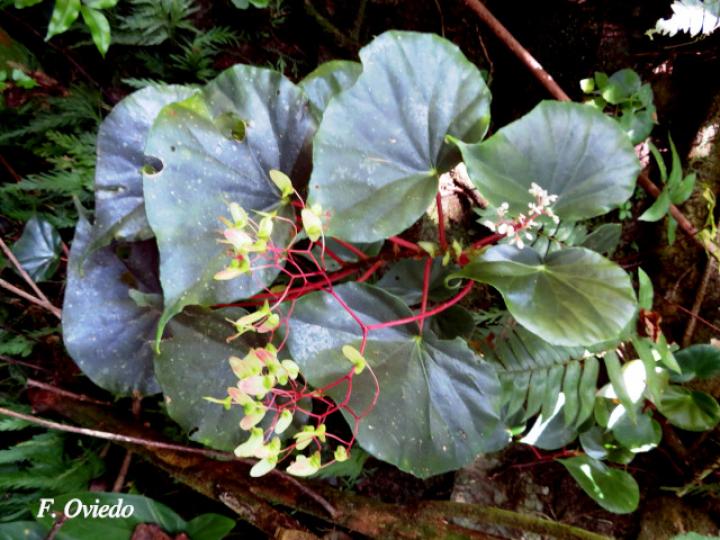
left=367, top=281, right=474, bottom=331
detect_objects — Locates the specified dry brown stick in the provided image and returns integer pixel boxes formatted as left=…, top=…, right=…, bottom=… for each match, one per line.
left=0, top=236, right=53, bottom=305
left=0, top=354, right=50, bottom=372
left=463, top=0, right=570, bottom=100
left=31, top=390, right=611, bottom=540
left=0, top=405, right=233, bottom=460
left=0, top=398, right=339, bottom=520
left=0, top=278, right=62, bottom=319
left=113, top=395, right=142, bottom=492
left=26, top=378, right=112, bottom=406
left=683, top=230, right=719, bottom=346
left=463, top=0, right=718, bottom=258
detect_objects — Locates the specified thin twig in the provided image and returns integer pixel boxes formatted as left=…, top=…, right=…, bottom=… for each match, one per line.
left=0, top=236, right=52, bottom=305
left=0, top=154, right=21, bottom=182
left=0, top=354, right=50, bottom=372
left=0, top=278, right=62, bottom=319
left=463, top=0, right=570, bottom=100
left=352, top=0, right=368, bottom=41
left=463, top=0, right=719, bottom=257
left=303, top=0, right=357, bottom=50
left=27, top=379, right=112, bottom=406
left=0, top=404, right=340, bottom=518
left=683, top=230, right=720, bottom=346
left=113, top=395, right=142, bottom=492
left=0, top=405, right=234, bottom=459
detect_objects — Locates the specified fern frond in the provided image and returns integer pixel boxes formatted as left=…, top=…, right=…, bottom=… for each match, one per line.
left=115, top=0, right=199, bottom=46
left=481, top=324, right=599, bottom=428
left=651, top=0, right=720, bottom=37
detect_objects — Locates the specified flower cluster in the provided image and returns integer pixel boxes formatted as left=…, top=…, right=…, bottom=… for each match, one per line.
left=207, top=171, right=375, bottom=479
left=481, top=182, right=560, bottom=249
left=213, top=202, right=276, bottom=281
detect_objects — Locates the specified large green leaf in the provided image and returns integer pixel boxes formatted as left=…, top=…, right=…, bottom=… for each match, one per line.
left=93, top=85, right=195, bottom=246
left=299, top=60, right=362, bottom=121
left=154, top=307, right=253, bottom=451
left=455, top=101, right=640, bottom=221
left=285, top=282, right=506, bottom=478
left=63, top=218, right=161, bottom=396
left=671, top=344, right=720, bottom=383
left=558, top=455, right=639, bottom=514
left=453, top=245, right=636, bottom=347
left=308, top=31, right=491, bottom=242
left=658, top=385, right=720, bottom=432
left=11, top=216, right=61, bottom=282
left=0, top=522, right=46, bottom=540
left=143, top=65, right=315, bottom=339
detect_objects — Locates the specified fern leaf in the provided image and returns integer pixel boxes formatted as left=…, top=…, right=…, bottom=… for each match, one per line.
left=481, top=324, right=598, bottom=428
left=651, top=0, right=720, bottom=37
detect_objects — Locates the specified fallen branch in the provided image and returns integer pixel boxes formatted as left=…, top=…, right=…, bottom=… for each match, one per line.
left=462, top=0, right=719, bottom=259
left=20, top=388, right=613, bottom=540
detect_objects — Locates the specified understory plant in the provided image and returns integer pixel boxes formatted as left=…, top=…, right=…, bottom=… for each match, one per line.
left=62, top=30, right=720, bottom=513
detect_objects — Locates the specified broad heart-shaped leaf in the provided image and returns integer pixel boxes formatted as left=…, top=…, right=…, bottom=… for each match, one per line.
left=154, top=307, right=253, bottom=451
left=93, top=85, right=195, bottom=247
left=657, top=385, right=720, bottom=432
left=558, top=455, right=639, bottom=514
left=308, top=31, right=491, bottom=242
left=452, top=245, right=637, bottom=347
left=63, top=218, right=161, bottom=396
left=285, top=282, right=507, bottom=478
left=299, top=60, right=361, bottom=121
left=671, top=344, right=720, bottom=383
left=11, top=216, right=61, bottom=282
left=143, top=65, right=315, bottom=340
left=455, top=101, right=641, bottom=221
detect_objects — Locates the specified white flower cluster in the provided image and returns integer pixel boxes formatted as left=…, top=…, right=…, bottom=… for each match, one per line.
left=481, top=183, right=560, bottom=250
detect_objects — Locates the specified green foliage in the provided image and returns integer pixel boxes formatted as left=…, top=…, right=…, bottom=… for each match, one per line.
left=13, top=0, right=117, bottom=55
left=580, top=69, right=656, bottom=144
left=168, top=27, right=241, bottom=81
left=649, top=0, right=720, bottom=37
left=286, top=282, right=506, bottom=478
left=558, top=455, right=639, bottom=514
left=0, top=492, right=234, bottom=539
left=56, top=29, right=718, bottom=514
left=639, top=137, right=696, bottom=244
left=452, top=246, right=636, bottom=347
left=0, top=423, right=104, bottom=522
left=114, top=0, right=198, bottom=46
left=0, top=85, right=103, bottom=228
left=10, top=216, right=62, bottom=282
left=307, top=31, right=491, bottom=242
left=231, top=0, right=270, bottom=9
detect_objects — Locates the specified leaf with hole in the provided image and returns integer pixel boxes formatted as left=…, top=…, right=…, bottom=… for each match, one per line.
left=142, top=65, right=315, bottom=341
left=285, top=282, right=507, bottom=478
left=308, top=31, right=491, bottom=242
left=63, top=218, right=161, bottom=396
left=92, top=85, right=196, bottom=249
